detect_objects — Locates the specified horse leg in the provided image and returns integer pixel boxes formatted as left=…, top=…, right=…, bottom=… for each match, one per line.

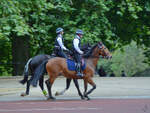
left=84, top=77, right=96, bottom=100
left=73, top=79, right=84, bottom=100
left=39, top=76, right=47, bottom=97
left=83, top=79, right=90, bottom=100
left=21, top=76, right=33, bottom=97
left=26, top=75, right=34, bottom=95
left=45, top=78, right=55, bottom=100
left=55, top=78, right=72, bottom=96
left=24, top=68, right=34, bottom=96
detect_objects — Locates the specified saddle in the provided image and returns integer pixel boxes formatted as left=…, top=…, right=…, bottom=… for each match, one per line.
left=66, top=59, right=86, bottom=71
left=52, top=49, right=86, bottom=71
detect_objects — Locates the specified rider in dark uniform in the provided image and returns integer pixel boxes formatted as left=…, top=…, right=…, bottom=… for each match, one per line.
left=31, top=27, right=69, bottom=87
left=72, top=29, right=84, bottom=77
left=54, top=27, right=69, bottom=58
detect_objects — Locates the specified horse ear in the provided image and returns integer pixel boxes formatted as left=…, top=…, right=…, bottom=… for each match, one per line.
left=99, top=42, right=103, bottom=45
left=98, top=42, right=103, bottom=49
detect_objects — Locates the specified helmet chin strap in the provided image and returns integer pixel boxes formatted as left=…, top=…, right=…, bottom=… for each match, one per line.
left=60, top=32, right=64, bottom=35
left=77, top=34, right=82, bottom=38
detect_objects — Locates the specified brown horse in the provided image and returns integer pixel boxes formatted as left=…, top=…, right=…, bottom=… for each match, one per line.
left=44, top=42, right=112, bottom=100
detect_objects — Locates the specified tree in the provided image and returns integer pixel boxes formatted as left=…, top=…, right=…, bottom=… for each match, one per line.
left=0, top=0, right=150, bottom=76
left=0, top=1, right=31, bottom=75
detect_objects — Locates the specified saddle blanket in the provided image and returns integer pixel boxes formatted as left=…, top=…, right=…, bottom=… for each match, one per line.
left=66, top=59, right=86, bottom=71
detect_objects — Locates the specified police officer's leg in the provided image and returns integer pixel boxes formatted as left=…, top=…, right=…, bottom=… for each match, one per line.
left=54, top=48, right=60, bottom=57
left=75, top=54, right=82, bottom=76
left=57, top=49, right=67, bottom=58
left=60, top=50, right=67, bottom=58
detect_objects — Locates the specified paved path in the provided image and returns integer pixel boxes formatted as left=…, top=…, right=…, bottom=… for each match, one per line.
left=0, top=77, right=150, bottom=113
left=0, top=99, right=150, bottom=113
left=0, top=77, right=150, bottom=101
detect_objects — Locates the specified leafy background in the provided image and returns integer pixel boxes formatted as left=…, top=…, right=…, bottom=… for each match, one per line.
left=0, top=0, right=150, bottom=76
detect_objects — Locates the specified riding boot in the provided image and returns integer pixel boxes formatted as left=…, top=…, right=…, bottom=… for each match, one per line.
left=76, top=63, right=83, bottom=77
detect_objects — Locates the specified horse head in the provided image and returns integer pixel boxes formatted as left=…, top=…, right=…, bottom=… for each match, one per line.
left=96, top=42, right=112, bottom=59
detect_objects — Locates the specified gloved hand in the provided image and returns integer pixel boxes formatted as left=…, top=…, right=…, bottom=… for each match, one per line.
left=68, top=50, right=73, bottom=55
left=80, top=51, right=84, bottom=55
left=66, top=48, right=69, bottom=51
left=64, top=48, right=69, bottom=53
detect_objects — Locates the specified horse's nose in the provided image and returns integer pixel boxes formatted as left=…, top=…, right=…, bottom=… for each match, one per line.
left=105, top=56, right=109, bottom=59
left=106, top=55, right=112, bottom=59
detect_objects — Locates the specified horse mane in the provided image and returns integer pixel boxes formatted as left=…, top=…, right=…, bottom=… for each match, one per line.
left=83, top=43, right=98, bottom=58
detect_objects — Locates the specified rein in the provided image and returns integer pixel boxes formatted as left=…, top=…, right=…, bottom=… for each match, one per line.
left=82, top=44, right=106, bottom=59
left=82, top=55, right=103, bottom=59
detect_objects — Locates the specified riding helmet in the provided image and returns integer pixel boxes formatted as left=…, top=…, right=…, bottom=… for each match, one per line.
left=56, top=27, right=63, bottom=33
left=76, top=29, right=84, bottom=35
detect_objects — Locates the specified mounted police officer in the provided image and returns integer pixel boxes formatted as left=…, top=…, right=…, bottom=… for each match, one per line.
left=54, top=27, right=69, bottom=58
left=72, top=29, right=84, bottom=77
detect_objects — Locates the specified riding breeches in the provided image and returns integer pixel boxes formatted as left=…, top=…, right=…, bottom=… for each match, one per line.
left=73, top=53, right=81, bottom=63
left=55, top=48, right=67, bottom=58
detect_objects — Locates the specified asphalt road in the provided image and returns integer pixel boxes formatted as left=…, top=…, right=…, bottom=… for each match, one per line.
left=0, top=76, right=150, bottom=101
left=0, top=76, right=150, bottom=113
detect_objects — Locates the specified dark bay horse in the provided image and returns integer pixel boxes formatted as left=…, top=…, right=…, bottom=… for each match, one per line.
left=31, top=42, right=112, bottom=100
left=20, top=44, right=91, bottom=99
left=20, top=54, right=51, bottom=96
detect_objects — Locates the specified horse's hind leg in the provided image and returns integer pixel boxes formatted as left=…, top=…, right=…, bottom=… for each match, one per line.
left=73, top=79, right=84, bottom=100
left=26, top=76, right=34, bottom=95
left=39, top=76, right=47, bottom=97
left=45, top=78, right=55, bottom=100
left=24, top=69, right=34, bottom=96
left=55, top=78, right=72, bottom=96
left=21, top=76, right=33, bottom=96
left=66, top=78, right=72, bottom=89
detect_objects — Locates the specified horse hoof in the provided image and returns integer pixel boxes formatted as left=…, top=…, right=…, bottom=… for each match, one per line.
left=20, top=93, right=27, bottom=97
left=84, top=95, right=90, bottom=100
left=47, top=97, right=56, bottom=100
left=81, top=96, right=85, bottom=100
left=86, top=97, right=90, bottom=100
left=55, top=92, right=59, bottom=96
left=85, top=96, right=90, bottom=100
left=19, top=80, right=25, bottom=85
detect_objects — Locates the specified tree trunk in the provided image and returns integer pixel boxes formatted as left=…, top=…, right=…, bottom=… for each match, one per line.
left=12, top=35, right=30, bottom=76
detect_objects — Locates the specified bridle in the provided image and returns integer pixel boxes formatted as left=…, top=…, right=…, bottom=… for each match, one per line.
left=97, top=43, right=108, bottom=57
left=83, top=43, right=108, bottom=59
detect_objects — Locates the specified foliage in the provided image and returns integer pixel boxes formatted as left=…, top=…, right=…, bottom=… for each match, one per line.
left=98, top=42, right=149, bottom=77
left=0, top=37, right=12, bottom=76
left=0, top=0, right=150, bottom=75
left=132, top=68, right=150, bottom=77
left=144, top=48, right=150, bottom=65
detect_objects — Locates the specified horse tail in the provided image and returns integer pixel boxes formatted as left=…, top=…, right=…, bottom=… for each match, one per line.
left=19, top=58, right=32, bottom=84
left=31, top=60, right=48, bottom=87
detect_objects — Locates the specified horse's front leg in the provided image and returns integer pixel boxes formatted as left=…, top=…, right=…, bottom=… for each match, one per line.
left=84, top=77, right=96, bottom=100
left=83, top=79, right=90, bottom=100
